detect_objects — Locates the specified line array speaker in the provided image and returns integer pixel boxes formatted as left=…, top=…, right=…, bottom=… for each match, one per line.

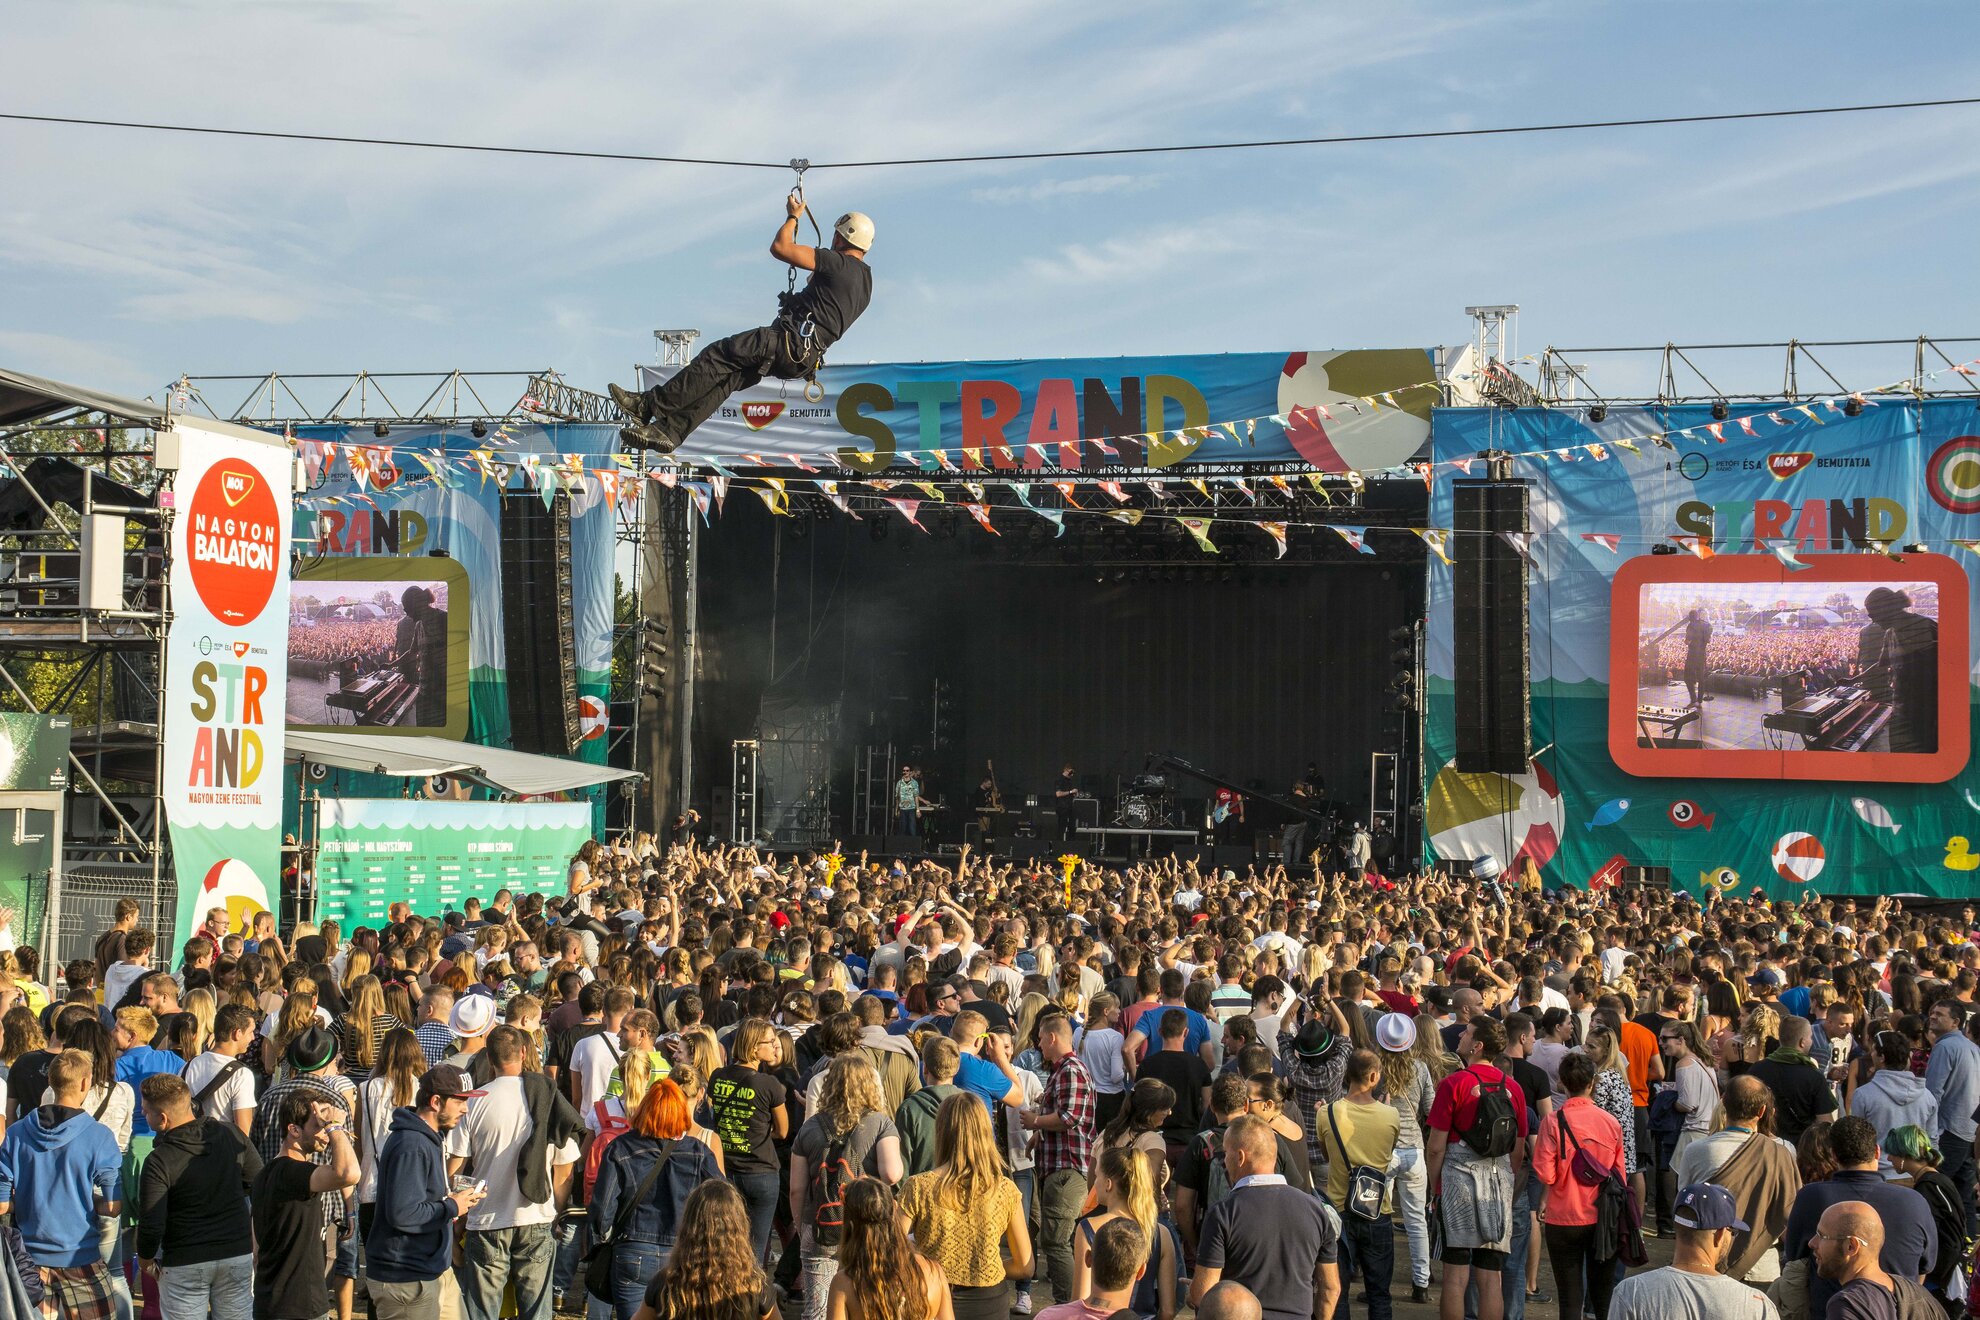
left=1453, top=480, right=1532, bottom=774
left=499, top=493, right=579, bottom=755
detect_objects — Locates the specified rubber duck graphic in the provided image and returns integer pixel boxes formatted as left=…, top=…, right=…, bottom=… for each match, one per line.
left=1947, top=838, right=1980, bottom=872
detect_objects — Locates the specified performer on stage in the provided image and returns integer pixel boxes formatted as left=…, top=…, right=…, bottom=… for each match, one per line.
left=895, top=764, right=932, bottom=837
left=1054, top=762, right=1080, bottom=841
left=1861, top=586, right=1940, bottom=753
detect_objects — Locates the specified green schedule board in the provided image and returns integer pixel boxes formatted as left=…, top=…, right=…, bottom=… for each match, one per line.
left=313, top=798, right=590, bottom=926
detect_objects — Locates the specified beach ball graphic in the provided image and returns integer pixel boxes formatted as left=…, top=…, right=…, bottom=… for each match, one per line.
left=1277, top=350, right=1434, bottom=475
left=1771, top=832, right=1826, bottom=886
left=200, top=857, right=271, bottom=930
left=579, top=695, right=608, bottom=742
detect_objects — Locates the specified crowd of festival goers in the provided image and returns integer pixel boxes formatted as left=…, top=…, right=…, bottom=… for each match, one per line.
left=2, top=834, right=1979, bottom=1320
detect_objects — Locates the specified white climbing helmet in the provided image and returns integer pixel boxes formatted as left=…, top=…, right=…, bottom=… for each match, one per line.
left=834, top=211, right=874, bottom=251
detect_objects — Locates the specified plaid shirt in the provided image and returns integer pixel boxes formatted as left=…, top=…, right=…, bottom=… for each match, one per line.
left=1279, top=1027, right=1351, bottom=1169
left=1038, top=1050, right=1096, bottom=1177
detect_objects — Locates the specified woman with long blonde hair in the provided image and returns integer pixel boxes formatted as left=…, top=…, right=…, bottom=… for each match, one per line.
left=1072, top=1144, right=1177, bottom=1320
left=632, top=1180, right=778, bottom=1320
left=896, top=1094, right=1030, bottom=1320
left=789, top=1054, right=906, bottom=1320
left=826, top=1179, right=953, bottom=1320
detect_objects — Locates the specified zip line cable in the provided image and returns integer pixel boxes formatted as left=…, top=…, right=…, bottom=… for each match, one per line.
left=3, top=95, right=1980, bottom=172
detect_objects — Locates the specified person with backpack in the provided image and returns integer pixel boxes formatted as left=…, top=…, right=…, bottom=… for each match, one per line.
left=589, top=1077, right=725, bottom=1320
left=1426, top=1017, right=1530, bottom=1320
left=1530, top=1051, right=1627, bottom=1320
left=1312, top=1049, right=1401, bottom=1320
left=787, top=1054, right=904, bottom=1320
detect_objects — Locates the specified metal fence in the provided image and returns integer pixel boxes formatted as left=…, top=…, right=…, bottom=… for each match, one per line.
left=54, top=866, right=173, bottom=966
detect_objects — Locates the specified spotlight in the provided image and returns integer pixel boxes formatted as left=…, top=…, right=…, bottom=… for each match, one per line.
left=1843, top=397, right=1864, bottom=417
left=1588, top=405, right=1608, bottom=423
left=471, top=420, right=488, bottom=439
left=373, top=421, right=391, bottom=439
left=1651, top=543, right=1680, bottom=556
left=1710, top=401, right=1728, bottom=421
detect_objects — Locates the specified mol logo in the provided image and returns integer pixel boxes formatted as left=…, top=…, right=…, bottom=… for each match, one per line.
left=220, top=470, right=256, bottom=506
left=741, top=401, right=785, bottom=431
left=1767, top=452, right=1814, bottom=480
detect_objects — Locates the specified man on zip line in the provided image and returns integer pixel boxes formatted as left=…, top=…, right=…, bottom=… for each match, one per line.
left=611, top=193, right=873, bottom=454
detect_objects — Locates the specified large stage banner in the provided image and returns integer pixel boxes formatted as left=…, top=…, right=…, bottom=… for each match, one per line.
left=290, top=423, right=616, bottom=768
left=637, top=350, right=1438, bottom=473
left=313, top=798, right=592, bottom=927
left=1425, top=398, right=1980, bottom=899
left=162, top=419, right=292, bottom=947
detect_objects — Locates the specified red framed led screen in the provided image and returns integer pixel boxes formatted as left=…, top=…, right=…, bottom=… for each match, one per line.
left=1607, top=553, right=1968, bottom=783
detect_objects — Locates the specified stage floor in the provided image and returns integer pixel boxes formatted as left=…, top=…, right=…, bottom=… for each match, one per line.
left=1640, top=678, right=1891, bottom=754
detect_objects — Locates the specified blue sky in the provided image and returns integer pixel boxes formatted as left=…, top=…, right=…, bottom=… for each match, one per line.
left=3, top=1, right=1978, bottom=407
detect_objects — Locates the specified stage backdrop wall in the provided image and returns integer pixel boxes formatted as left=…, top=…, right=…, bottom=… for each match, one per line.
left=695, top=498, right=1413, bottom=835
left=638, top=349, right=1437, bottom=473
left=314, top=798, right=592, bottom=927
left=1424, top=398, right=1980, bottom=899
left=286, top=423, right=618, bottom=832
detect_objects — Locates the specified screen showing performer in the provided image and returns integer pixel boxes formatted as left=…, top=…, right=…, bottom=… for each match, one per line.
left=1608, top=554, right=1967, bottom=783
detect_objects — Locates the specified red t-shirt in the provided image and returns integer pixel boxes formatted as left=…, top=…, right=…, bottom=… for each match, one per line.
left=1428, top=1063, right=1531, bottom=1142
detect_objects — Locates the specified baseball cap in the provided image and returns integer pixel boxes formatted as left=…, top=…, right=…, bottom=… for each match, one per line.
left=286, top=1025, right=338, bottom=1073
left=451, top=995, right=496, bottom=1040
left=416, top=1063, right=487, bottom=1106
left=1673, top=1182, right=1749, bottom=1232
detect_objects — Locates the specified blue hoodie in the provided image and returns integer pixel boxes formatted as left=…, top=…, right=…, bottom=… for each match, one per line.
left=0, top=1106, right=123, bottom=1266
left=365, top=1107, right=456, bottom=1283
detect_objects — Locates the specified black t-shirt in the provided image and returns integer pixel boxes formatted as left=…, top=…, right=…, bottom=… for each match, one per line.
left=708, top=1065, right=788, bottom=1174
left=252, top=1156, right=329, bottom=1320
left=646, top=1271, right=777, bottom=1318
left=1745, top=1057, right=1838, bottom=1142
left=1137, top=1048, right=1212, bottom=1142
left=781, top=248, right=871, bottom=352
left=7, top=1049, right=54, bottom=1119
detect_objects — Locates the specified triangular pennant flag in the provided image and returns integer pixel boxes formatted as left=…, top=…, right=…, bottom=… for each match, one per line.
left=1770, top=541, right=1811, bottom=571
left=1258, top=521, right=1289, bottom=559
left=1175, top=516, right=1218, bottom=554
left=963, top=503, right=1000, bottom=535
left=1498, top=531, right=1535, bottom=562
left=1671, top=534, right=1715, bottom=560
left=885, top=497, right=928, bottom=531
left=1331, top=525, right=1377, bottom=556
left=1415, top=528, right=1453, bottom=565
left=1580, top=532, right=1621, bottom=554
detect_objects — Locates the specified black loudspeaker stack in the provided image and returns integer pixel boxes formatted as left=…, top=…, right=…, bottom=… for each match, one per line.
left=499, top=493, right=580, bottom=755
left=1453, top=479, right=1533, bottom=774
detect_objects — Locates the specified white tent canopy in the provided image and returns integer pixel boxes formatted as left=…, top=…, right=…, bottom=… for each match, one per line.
left=286, top=731, right=639, bottom=798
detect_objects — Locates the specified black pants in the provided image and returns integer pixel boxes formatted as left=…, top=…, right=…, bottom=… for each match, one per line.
left=1544, top=1222, right=1617, bottom=1320
left=639, top=324, right=807, bottom=446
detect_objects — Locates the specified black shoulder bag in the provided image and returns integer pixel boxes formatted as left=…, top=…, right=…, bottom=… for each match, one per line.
left=582, top=1138, right=676, bottom=1301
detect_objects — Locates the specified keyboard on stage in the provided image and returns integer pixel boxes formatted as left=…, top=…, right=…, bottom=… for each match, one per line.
left=325, top=669, right=419, bottom=727
left=1635, top=703, right=1700, bottom=746
left=1763, top=684, right=1891, bottom=751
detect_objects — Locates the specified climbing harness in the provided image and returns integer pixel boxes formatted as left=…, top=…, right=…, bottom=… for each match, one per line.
left=779, top=158, right=829, bottom=404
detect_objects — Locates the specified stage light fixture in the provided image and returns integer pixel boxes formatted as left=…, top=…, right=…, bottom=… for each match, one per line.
left=1843, top=397, right=1864, bottom=417
left=1710, top=401, right=1728, bottom=421
left=374, top=421, right=391, bottom=438
left=1588, top=405, right=1608, bottom=423
left=471, top=420, right=488, bottom=438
